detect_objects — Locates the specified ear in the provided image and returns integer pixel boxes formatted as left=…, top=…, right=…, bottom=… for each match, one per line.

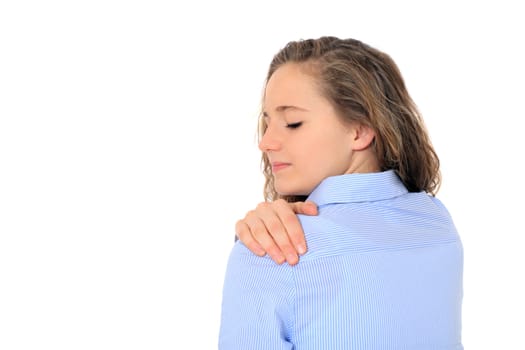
left=350, top=124, right=376, bottom=151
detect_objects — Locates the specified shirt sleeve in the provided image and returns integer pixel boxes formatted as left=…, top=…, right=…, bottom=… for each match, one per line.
left=219, top=242, right=295, bottom=350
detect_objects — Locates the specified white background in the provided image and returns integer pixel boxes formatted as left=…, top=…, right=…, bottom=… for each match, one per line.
left=1, top=1, right=523, bottom=349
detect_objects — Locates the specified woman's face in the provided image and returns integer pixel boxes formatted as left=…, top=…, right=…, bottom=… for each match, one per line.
left=259, top=63, right=357, bottom=196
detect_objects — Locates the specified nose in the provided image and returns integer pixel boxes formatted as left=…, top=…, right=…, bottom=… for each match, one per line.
left=258, top=125, right=281, bottom=152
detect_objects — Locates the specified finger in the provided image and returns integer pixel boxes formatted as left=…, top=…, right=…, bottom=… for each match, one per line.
left=235, top=220, right=265, bottom=256
left=255, top=201, right=300, bottom=265
left=275, top=200, right=309, bottom=256
left=244, top=210, right=286, bottom=264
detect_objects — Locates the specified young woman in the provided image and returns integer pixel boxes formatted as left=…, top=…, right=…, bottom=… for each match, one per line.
left=219, top=36, right=463, bottom=349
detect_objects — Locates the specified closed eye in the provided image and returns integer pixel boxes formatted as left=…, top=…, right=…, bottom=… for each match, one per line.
left=286, top=122, right=303, bottom=129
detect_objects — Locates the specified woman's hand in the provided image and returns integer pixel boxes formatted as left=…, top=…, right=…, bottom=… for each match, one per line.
left=235, top=199, right=318, bottom=265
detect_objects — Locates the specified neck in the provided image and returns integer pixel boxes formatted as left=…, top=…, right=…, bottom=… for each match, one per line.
left=345, top=149, right=380, bottom=174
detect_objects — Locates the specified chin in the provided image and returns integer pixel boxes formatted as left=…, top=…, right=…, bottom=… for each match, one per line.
left=275, top=184, right=311, bottom=197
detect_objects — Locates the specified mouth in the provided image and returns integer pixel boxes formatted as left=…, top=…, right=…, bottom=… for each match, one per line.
left=271, top=162, right=291, bottom=173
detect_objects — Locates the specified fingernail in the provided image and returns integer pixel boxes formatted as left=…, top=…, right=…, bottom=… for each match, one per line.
left=297, top=244, right=306, bottom=255
left=286, top=253, right=298, bottom=264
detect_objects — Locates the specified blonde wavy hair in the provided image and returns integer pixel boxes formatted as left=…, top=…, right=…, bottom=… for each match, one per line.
left=259, top=37, right=441, bottom=202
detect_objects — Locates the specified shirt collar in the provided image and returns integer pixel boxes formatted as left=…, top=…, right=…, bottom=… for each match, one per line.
left=306, top=170, right=409, bottom=206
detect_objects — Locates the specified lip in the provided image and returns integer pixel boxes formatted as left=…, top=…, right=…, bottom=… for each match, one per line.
left=271, top=162, right=291, bottom=173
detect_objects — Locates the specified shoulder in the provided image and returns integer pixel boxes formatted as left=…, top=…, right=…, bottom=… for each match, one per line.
left=226, top=241, right=296, bottom=272
left=222, top=242, right=296, bottom=300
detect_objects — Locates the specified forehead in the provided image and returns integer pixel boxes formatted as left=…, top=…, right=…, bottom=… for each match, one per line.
left=264, top=63, right=322, bottom=110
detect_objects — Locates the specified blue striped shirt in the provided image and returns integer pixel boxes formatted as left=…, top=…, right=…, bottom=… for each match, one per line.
left=219, top=170, right=463, bottom=349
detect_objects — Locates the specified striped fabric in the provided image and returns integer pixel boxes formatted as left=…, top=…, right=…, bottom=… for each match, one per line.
left=219, top=170, right=463, bottom=349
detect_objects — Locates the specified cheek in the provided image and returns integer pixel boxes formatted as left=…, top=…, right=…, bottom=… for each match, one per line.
left=307, top=135, right=349, bottom=159
left=306, top=137, right=352, bottom=171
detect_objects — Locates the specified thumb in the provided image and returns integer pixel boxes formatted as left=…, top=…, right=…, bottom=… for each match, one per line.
left=291, top=201, right=318, bottom=215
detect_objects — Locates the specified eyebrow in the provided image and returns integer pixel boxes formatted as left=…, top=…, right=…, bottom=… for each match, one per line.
left=262, top=105, right=309, bottom=117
